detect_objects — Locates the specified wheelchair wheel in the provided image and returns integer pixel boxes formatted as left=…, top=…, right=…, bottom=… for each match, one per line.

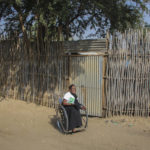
left=56, top=105, right=69, bottom=133
left=80, top=109, right=88, bottom=129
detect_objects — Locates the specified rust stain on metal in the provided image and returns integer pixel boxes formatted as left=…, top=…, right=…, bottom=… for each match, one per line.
left=81, top=85, right=87, bottom=107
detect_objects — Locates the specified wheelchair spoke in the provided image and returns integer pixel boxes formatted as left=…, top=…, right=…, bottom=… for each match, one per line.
left=82, top=117, right=86, bottom=123
left=56, top=104, right=69, bottom=133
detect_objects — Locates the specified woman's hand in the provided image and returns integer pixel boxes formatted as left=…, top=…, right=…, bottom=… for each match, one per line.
left=81, top=106, right=86, bottom=110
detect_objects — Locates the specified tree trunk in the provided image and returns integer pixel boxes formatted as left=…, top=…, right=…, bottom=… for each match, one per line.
left=58, top=25, right=62, bottom=41
left=18, top=13, right=32, bottom=58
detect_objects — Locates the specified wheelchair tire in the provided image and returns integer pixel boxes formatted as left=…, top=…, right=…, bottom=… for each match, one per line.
left=80, top=109, right=88, bottom=129
left=56, top=105, right=69, bottom=133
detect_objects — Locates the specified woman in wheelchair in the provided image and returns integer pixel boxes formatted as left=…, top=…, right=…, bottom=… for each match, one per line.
left=62, top=84, right=86, bottom=133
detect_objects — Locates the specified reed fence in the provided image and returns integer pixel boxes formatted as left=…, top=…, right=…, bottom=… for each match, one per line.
left=105, top=29, right=150, bottom=117
left=1, top=29, right=150, bottom=117
left=0, top=35, right=69, bottom=107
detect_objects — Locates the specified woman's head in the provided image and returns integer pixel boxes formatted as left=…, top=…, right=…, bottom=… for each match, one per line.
left=69, top=84, right=76, bottom=94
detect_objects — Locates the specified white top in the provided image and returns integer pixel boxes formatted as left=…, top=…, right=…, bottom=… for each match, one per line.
left=63, top=92, right=75, bottom=104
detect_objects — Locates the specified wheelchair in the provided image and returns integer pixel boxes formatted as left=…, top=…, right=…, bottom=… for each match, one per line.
left=56, top=98, right=88, bottom=134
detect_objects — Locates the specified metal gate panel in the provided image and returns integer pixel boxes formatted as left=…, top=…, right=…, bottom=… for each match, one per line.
left=70, top=55, right=103, bottom=117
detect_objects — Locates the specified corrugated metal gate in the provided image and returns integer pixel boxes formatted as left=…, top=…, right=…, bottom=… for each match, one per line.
left=69, top=55, right=104, bottom=117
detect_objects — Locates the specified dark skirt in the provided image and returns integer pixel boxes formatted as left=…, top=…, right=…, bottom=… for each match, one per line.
left=64, top=106, right=82, bottom=130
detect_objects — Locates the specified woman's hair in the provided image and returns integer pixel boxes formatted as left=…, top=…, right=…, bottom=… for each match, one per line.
left=69, top=84, right=75, bottom=90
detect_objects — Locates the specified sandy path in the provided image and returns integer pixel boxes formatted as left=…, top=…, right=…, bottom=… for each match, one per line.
left=0, top=99, right=150, bottom=150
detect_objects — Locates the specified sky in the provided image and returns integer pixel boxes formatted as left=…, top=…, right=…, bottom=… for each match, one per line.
left=144, top=2, right=150, bottom=24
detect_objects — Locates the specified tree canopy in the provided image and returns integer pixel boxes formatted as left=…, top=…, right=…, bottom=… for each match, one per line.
left=0, top=0, right=149, bottom=41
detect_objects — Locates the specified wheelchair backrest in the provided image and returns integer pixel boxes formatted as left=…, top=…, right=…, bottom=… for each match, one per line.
left=59, top=98, right=63, bottom=104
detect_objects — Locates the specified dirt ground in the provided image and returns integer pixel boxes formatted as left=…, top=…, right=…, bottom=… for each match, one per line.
left=0, top=99, right=150, bottom=150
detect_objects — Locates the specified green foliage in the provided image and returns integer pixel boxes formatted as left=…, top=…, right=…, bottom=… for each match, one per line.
left=0, top=0, right=149, bottom=40
left=145, top=23, right=150, bottom=28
